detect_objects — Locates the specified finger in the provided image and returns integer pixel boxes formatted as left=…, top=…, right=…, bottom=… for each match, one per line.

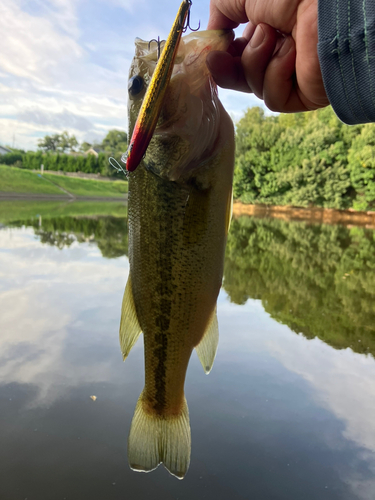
left=206, top=51, right=252, bottom=93
left=207, top=0, right=297, bottom=33
left=227, top=23, right=256, bottom=57
left=242, top=21, right=256, bottom=41
left=206, top=22, right=256, bottom=93
left=262, top=36, right=311, bottom=112
left=228, top=37, right=249, bottom=58
left=240, top=23, right=278, bottom=99
left=207, top=0, right=248, bottom=30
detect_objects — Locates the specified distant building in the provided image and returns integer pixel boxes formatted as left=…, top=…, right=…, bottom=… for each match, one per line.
left=66, top=151, right=84, bottom=157
left=85, top=147, right=104, bottom=157
left=0, top=146, right=12, bottom=155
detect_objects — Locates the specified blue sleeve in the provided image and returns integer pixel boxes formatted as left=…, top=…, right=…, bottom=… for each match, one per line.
left=318, top=0, right=375, bottom=124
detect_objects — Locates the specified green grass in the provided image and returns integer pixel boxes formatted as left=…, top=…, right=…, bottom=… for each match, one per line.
left=0, top=164, right=128, bottom=198
left=0, top=164, right=64, bottom=194
left=0, top=199, right=127, bottom=224
left=43, top=173, right=128, bottom=197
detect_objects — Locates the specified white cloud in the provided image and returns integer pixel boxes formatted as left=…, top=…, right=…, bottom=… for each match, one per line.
left=0, top=0, right=265, bottom=150
left=18, top=108, right=94, bottom=131
left=0, top=0, right=83, bottom=84
left=0, top=0, right=130, bottom=149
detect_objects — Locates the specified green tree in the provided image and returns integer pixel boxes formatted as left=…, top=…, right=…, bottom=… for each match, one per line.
left=80, top=141, right=92, bottom=153
left=37, top=134, right=61, bottom=152
left=37, top=131, right=78, bottom=153
left=233, top=107, right=283, bottom=203
left=59, top=131, right=79, bottom=152
left=348, top=123, right=375, bottom=210
left=101, top=130, right=127, bottom=154
left=233, top=106, right=366, bottom=210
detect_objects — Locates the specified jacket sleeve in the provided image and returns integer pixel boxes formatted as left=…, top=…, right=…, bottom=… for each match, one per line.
left=318, top=0, right=375, bottom=124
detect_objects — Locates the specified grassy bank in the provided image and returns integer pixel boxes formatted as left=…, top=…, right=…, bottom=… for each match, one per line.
left=0, top=199, right=127, bottom=224
left=0, top=165, right=127, bottom=198
left=0, top=164, right=64, bottom=195
left=43, top=173, right=128, bottom=197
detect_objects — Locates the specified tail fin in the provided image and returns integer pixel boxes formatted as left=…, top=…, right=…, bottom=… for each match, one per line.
left=128, top=392, right=191, bottom=479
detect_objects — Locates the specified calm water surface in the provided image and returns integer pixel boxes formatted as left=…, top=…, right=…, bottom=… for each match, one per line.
left=1, top=201, right=375, bottom=500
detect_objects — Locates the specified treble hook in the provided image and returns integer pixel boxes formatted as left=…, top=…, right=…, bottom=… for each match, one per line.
left=180, top=0, right=200, bottom=33
left=148, top=36, right=165, bottom=60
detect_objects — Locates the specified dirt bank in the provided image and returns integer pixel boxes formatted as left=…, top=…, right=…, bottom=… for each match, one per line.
left=232, top=202, right=375, bottom=229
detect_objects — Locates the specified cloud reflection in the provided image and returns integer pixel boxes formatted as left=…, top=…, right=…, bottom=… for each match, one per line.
left=0, top=227, right=129, bottom=406
left=267, top=331, right=375, bottom=454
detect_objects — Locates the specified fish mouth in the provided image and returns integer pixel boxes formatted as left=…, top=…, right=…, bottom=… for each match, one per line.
left=128, top=30, right=234, bottom=182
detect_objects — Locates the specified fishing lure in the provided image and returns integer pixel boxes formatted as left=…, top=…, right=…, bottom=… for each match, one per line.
left=124, top=0, right=199, bottom=172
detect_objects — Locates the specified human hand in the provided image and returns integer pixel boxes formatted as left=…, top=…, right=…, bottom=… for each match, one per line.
left=207, top=0, right=329, bottom=112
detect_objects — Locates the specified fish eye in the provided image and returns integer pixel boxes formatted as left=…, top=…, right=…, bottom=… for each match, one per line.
left=128, top=75, right=144, bottom=96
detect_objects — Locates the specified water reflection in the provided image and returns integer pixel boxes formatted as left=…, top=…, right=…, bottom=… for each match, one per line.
left=9, top=214, right=128, bottom=258
left=224, top=216, right=375, bottom=356
left=1, top=202, right=375, bottom=499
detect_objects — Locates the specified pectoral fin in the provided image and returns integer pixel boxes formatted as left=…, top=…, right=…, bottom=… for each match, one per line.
left=119, top=274, right=142, bottom=360
left=195, top=308, right=219, bottom=374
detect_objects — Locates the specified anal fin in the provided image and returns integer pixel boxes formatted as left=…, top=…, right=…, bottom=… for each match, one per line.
left=119, top=273, right=142, bottom=360
left=225, top=187, right=233, bottom=235
left=195, top=308, right=219, bottom=374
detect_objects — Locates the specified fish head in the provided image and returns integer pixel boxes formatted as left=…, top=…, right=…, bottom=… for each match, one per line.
left=127, top=30, right=234, bottom=182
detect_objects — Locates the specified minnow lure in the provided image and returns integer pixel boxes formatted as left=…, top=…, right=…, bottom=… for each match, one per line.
left=125, top=0, right=199, bottom=172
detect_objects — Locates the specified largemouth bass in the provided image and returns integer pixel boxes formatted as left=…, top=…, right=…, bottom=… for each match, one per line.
left=120, top=29, right=235, bottom=479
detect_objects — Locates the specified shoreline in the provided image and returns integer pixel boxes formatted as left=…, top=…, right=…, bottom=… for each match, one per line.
left=232, top=202, right=375, bottom=229
left=1, top=194, right=374, bottom=227
left=0, top=192, right=127, bottom=202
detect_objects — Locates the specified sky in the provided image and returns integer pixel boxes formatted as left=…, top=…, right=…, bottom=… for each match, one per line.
left=0, top=0, right=265, bottom=152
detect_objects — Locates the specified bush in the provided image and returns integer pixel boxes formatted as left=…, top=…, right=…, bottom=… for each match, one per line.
left=234, top=106, right=375, bottom=210
left=0, top=153, right=23, bottom=165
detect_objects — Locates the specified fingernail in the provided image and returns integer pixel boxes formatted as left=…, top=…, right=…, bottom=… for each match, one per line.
left=250, top=25, right=265, bottom=49
left=277, top=37, right=292, bottom=57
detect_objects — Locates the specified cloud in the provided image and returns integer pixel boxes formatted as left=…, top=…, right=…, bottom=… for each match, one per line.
left=0, top=0, right=267, bottom=150
left=104, top=0, right=146, bottom=12
left=0, top=0, right=130, bottom=149
left=17, top=109, right=94, bottom=132
left=0, top=0, right=83, bottom=84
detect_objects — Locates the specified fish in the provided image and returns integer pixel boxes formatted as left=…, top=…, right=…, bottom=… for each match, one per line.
left=120, top=28, right=235, bottom=479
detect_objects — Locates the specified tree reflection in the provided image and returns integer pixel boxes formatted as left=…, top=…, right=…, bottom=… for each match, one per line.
left=11, top=215, right=128, bottom=258
left=224, top=216, right=375, bottom=356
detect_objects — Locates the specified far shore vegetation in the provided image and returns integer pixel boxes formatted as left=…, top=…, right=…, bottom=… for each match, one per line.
left=1, top=109, right=375, bottom=211
left=234, top=106, right=375, bottom=211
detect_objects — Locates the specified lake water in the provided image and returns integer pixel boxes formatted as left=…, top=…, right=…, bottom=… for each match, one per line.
left=1, top=200, right=375, bottom=500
